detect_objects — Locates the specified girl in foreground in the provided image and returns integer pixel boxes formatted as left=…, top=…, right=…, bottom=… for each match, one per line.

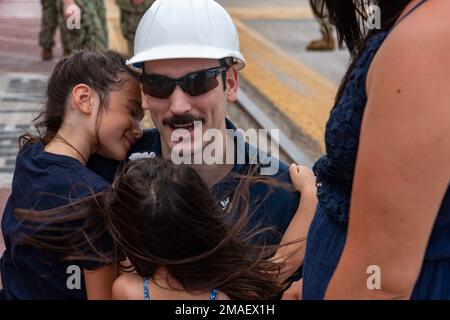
left=108, top=159, right=317, bottom=300
left=17, top=156, right=317, bottom=300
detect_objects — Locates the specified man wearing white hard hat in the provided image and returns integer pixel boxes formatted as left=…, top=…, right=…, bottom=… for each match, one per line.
left=88, top=0, right=301, bottom=291
left=127, top=0, right=246, bottom=175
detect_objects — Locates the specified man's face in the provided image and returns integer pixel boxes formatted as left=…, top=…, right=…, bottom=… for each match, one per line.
left=141, top=58, right=238, bottom=160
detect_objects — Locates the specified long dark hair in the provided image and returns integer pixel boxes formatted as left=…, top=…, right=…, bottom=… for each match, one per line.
left=16, top=158, right=294, bottom=300
left=19, top=50, right=139, bottom=148
left=311, top=0, right=411, bottom=54
left=310, top=0, right=412, bottom=101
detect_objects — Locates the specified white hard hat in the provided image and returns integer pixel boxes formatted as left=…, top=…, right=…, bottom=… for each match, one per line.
left=126, top=0, right=246, bottom=70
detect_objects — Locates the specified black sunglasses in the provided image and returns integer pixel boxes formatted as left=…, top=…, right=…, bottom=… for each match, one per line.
left=139, top=65, right=228, bottom=99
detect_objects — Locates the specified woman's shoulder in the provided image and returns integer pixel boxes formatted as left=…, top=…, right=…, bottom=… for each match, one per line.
left=380, top=0, right=450, bottom=56
left=368, top=0, right=450, bottom=92
left=112, top=273, right=144, bottom=300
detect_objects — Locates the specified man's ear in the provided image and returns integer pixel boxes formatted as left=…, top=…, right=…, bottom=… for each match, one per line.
left=225, top=67, right=238, bottom=102
left=71, top=84, right=95, bottom=114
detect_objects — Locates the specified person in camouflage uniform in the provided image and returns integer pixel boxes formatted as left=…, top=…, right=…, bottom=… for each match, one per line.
left=307, top=0, right=336, bottom=51
left=115, top=0, right=154, bottom=55
left=58, top=0, right=108, bottom=55
left=39, top=0, right=59, bottom=60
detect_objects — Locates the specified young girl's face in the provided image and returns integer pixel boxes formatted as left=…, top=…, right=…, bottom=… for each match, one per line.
left=96, top=76, right=144, bottom=161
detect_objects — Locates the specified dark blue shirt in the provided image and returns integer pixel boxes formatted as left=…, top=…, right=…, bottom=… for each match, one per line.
left=87, top=119, right=300, bottom=264
left=1, top=142, right=115, bottom=300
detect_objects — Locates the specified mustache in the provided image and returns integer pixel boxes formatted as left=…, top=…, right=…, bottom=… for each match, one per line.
left=163, top=114, right=205, bottom=127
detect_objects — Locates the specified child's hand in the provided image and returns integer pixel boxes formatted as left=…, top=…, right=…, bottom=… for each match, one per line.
left=269, top=164, right=317, bottom=284
left=289, top=164, right=316, bottom=194
left=282, top=279, right=303, bottom=300
left=269, top=242, right=304, bottom=284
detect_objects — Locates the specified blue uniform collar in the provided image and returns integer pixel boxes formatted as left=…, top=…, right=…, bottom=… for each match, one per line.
left=127, top=118, right=255, bottom=203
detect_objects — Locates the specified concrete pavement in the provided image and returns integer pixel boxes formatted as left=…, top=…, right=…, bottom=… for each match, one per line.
left=0, top=0, right=56, bottom=264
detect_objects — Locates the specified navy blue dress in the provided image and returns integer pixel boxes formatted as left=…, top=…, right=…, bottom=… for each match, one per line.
left=302, top=0, right=450, bottom=300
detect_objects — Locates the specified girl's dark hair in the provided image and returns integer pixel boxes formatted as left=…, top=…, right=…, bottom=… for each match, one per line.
left=19, top=50, right=139, bottom=148
left=16, top=158, right=295, bottom=300
left=310, top=0, right=411, bottom=101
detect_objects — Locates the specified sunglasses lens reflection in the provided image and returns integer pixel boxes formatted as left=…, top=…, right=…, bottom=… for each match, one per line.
left=140, top=67, right=226, bottom=99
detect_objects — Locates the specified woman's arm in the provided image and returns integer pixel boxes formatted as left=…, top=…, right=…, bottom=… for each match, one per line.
left=271, top=164, right=317, bottom=283
left=325, top=6, right=450, bottom=299
left=84, top=263, right=119, bottom=300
